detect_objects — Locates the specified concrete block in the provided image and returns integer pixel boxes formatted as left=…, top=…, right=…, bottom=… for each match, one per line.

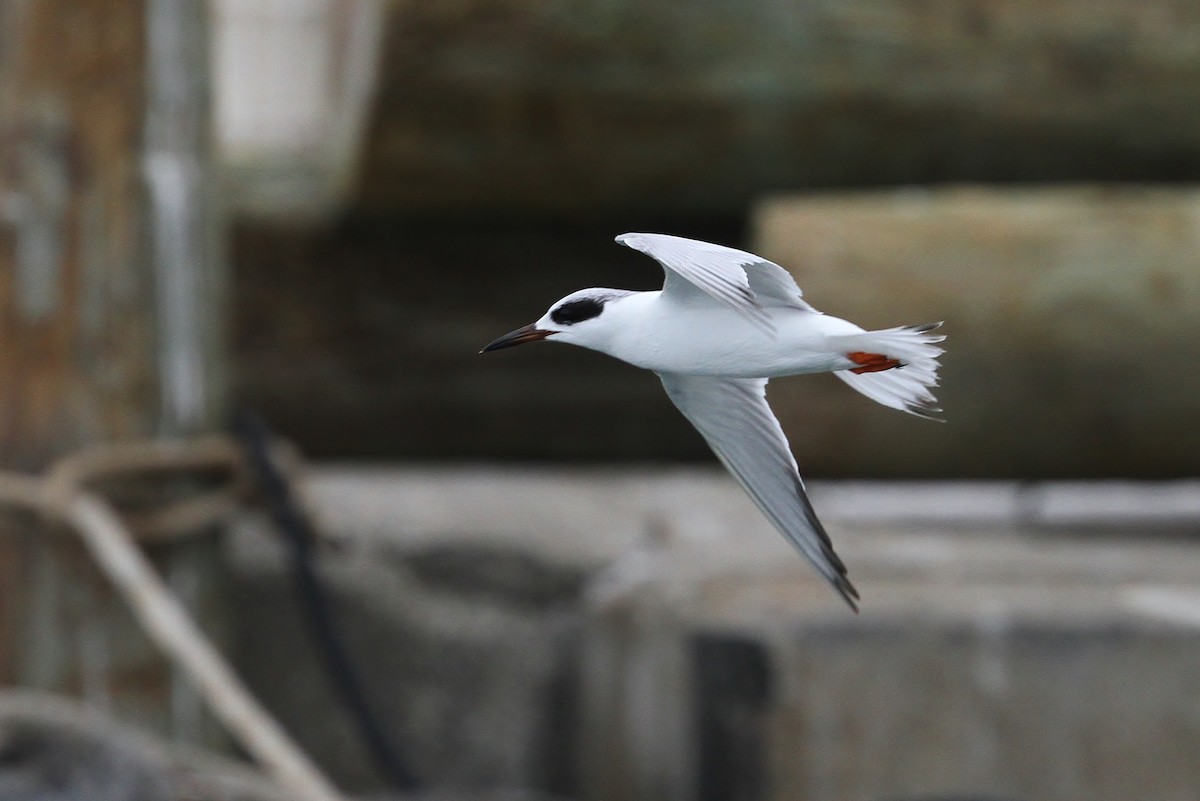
left=227, top=514, right=586, bottom=797
left=580, top=524, right=1200, bottom=801
left=0, top=690, right=288, bottom=801
left=228, top=467, right=1200, bottom=799
left=754, top=187, right=1200, bottom=477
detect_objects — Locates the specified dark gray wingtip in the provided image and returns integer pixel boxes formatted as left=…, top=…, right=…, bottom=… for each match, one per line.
left=832, top=575, right=860, bottom=613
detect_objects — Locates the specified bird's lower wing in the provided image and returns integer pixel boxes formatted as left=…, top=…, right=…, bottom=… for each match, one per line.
left=659, top=373, right=859, bottom=610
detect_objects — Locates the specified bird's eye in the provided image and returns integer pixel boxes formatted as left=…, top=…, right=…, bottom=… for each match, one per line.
left=551, top=298, right=604, bottom=325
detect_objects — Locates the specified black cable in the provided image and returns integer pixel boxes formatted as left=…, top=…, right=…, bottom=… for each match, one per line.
left=232, top=409, right=421, bottom=793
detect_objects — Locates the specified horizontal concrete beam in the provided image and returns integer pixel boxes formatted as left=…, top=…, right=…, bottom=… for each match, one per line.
left=754, top=186, right=1200, bottom=478
left=363, top=1, right=1200, bottom=212
left=306, top=466, right=1200, bottom=561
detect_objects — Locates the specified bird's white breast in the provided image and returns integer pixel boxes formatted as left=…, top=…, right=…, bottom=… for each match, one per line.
left=598, top=293, right=862, bottom=378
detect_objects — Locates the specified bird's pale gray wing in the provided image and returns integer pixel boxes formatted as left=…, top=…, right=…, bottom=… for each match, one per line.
left=659, top=373, right=859, bottom=610
left=616, top=232, right=767, bottom=329
left=745, top=260, right=818, bottom=312
left=616, top=233, right=817, bottom=330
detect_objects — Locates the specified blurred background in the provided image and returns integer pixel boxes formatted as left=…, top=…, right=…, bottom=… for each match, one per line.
left=2, top=1, right=1200, bottom=800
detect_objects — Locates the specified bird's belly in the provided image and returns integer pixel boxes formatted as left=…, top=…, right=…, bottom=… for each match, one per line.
left=610, top=315, right=848, bottom=377
left=672, top=346, right=846, bottom=377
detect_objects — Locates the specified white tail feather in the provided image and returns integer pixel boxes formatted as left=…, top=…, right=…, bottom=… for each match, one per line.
left=830, top=323, right=945, bottom=419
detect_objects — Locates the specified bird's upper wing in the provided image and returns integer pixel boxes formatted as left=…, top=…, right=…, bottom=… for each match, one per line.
left=616, top=232, right=817, bottom=335
left=659, top=372, right=859, bottom=610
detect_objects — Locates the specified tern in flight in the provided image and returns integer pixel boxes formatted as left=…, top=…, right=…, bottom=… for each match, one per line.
left=481, top=233, right=945, bottom=610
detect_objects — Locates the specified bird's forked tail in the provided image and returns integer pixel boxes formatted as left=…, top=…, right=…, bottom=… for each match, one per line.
left=830, top=323, right=946, bottom=420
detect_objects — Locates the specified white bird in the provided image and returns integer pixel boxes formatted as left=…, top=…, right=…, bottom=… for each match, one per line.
left=481, top=233, right=945, bottom=610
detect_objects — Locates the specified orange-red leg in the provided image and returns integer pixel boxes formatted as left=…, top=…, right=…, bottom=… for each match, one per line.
left=846, top=351, right=903, bottom=374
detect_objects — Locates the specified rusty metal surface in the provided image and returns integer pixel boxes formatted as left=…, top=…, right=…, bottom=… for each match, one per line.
left=0, top=0, right=231, bottom=752
left=0, top=0, right=156, bottom=470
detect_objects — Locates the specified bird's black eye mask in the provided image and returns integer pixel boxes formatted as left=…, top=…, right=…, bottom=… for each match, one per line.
left=551, top=298, right=604, bottom=325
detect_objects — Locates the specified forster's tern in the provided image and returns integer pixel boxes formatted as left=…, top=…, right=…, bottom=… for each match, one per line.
left=482, top=233, right=945, bottom=610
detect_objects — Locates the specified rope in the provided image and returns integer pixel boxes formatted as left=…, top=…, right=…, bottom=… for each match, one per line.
left=65, top=493, right=343, bottom=801
left=0, top=437, right=345, bottom=801
left=44, top=436, right=251, bottom=542
left=233, top=411, right=422, bottom=792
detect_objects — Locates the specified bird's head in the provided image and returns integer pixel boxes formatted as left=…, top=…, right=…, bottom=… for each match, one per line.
left=480, top=288, right=632, bottom=353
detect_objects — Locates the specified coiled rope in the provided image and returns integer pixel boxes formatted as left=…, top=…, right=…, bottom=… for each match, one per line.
left=0, top=434, right=340, bottom=801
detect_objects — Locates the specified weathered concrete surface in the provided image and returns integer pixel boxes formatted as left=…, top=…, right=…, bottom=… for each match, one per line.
left=363, top=0, right=1200, bottom=213
left=579, top=523, right=1200, bottom=801
left=0, top=690, right=573, bottom=800
left=226, top=466, right=1200, bottom=799
left=0, top=690, right=290, bottom=801
left=755, top=187, right=1200, bottom=478
left=227, top=513, right=585, bottom=797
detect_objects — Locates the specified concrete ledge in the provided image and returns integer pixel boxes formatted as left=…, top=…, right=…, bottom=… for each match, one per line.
left=307, top=466, right=1200, bottom=558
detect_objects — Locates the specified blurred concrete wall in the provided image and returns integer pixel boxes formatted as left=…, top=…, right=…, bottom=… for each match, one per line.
left=229, top=467, right=1200, bottom=799
left=231, top=0, right=1200, bottom=475
left=232, top=218, right=732, bottom=463
left=233, top=186, right=1200, bottom=476
left=581, top=525, right=1200, bottom=801
left=361, top=0, right=1200, bottom=213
